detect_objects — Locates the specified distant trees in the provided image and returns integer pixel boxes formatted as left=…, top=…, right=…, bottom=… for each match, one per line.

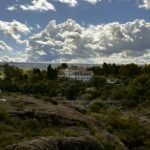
left=88, top=63, right=120, bottom=76
left=88, top=63, right=142, bottom=78
left=119, top=63, right=141, bottom=78
left=59, top=63, right=68, bottom=69
left=0, top=63, right=149, bottom=107
left=142, top=64, right=150, bottom=74
left=3, top=64, right=24, bottom=81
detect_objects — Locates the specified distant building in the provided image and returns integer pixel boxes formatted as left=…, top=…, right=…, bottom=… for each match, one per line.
left=58, top=67, right=93, bottom=81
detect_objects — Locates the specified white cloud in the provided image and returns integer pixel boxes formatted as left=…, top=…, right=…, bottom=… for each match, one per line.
left=56, top=0, right=78, bottom=7
left=20, top=0, right=56, bottom=12
left=0, top=56, right=12, bottom=62
left=138, top=0, right=150, bottom=9
left=36, top=24, right=41, bottom=29
left=0, top=20, right=31, bottom=44
left=6, top=0, right=109, bottom=11
left=0, top=51, right=28, bottom=62
left=0, top=55, right=27, bottom=62
left=7, top=5, right=17, bottom=11
left=25, top=19, right=150, bottom=64
left=83, top=0, right=101, bottom=5
left=0, top=41, right=13, bottom=51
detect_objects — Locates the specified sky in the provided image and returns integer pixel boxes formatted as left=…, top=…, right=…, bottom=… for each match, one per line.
left=0, top=0, right=150, bottom=64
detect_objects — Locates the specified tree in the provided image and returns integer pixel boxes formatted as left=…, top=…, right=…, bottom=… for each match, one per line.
left=47, top=65, right=57, bottom=80
left=3, top=64, right=24, bottom=81
left=59, top=63, right=68, bottom=69
left=32, top=68, right=43, bottom=81
left=109, top=63, right=120, bottom=76
left=91, top=76, right=106, bottom=89
left=102, top=62, right=109, bottom=75
left=87, top=66, right=103, bottom=76
left=126, top=74, right=150, bottom=106
left=119, top=64, right=141, bottom=78
left=143, top=64, right=150, bottom=75
left=64, top=81, right=84, bottom=100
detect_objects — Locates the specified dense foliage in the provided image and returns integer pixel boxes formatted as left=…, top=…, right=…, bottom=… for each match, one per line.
left=0, top=63, right=149, bottom=107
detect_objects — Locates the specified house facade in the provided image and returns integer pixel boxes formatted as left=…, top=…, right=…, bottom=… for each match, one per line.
left=58, top=67, right=93, bottom=81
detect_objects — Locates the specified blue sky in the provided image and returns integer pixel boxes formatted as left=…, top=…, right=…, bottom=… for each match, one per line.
left=0, top=0, right=150, bottom=64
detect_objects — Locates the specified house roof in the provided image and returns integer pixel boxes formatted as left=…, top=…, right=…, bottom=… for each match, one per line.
left=58, top=68, right=93, bottom=76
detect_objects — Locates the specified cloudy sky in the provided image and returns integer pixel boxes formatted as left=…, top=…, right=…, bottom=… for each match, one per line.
left=0, top=0, right=150, bottom=64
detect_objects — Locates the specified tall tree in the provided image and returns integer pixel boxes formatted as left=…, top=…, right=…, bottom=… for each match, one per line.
left=47, top=65, right=57, bottom=80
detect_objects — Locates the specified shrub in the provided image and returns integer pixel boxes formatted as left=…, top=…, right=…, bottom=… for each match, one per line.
left=89, top=101, right=107, bottom=113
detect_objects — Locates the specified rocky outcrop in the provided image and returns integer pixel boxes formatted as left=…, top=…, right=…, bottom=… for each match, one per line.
left=58, top=136, right=101, bottom=150
left=10, top=111, right=88, bottom=127
left=1, top=96, right=128, bottom=150
left=5, top=136, right=101, bottom=150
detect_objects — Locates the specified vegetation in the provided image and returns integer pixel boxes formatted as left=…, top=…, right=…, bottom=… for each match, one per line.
left=0, top=63, right=149, bottom=107
left=90, top=109, right=150, bottom=150
left=0, top=63, right=149, bottom=149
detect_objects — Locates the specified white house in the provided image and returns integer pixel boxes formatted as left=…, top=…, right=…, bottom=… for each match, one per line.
left=58, top=67, right=93, bottom=81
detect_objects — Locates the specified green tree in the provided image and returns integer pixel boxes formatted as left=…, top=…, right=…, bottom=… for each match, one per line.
left=47, top=65, right=57, bottom=80
left=119, top=63, right=141, bottom=78
left=91, top=76, right=106, bottom=89
left=31, top=68, right=43, bottom=81
left=126, top=74, right=150, bottom=106
left=143, top=64, right=150, bottom=75
left=102, top=62, right=109, bottom=75
left=59, top=63, right=68, bottom=69
left=3, top=64, right=24, bottom=81
left=65, top=81, right=84, bottom=100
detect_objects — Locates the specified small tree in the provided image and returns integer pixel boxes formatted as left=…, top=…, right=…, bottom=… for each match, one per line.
left=60, top=63, right=68, bottom=69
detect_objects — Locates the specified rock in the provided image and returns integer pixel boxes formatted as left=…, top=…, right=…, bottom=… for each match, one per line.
left=58, top=136, right=102, bottom=150
left=69, top=105, right=87, bottom=114
left=10, top=111, right=88, bottom=127
left=79, top=93, right=93, bottom=101
left=5, top=136, right=102, bottom=150
left=5, top=137, right=58, bottom=150
left=85, top=87, right=96, bottom=93
left=0, top=98, right=7, bottom=102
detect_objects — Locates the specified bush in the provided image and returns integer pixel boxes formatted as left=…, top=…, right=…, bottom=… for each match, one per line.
left=89, top=101, right=107, bottom=113
left=104, top=111, right=149, bottom=150
left=64, top=81, right=85, bottom=100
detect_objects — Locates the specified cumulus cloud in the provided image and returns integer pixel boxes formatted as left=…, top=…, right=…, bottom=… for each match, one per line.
left=0, top=55, right=27, bottom=62
left=0, top=56, right=14, bottom=62
left=25, top=19, right=150, bottom=63
left=138, top=0, right=150, bottom=9
left=0, top=41, right=13, bottom=51
left=7, top=0, right=108, bottom=11
left=56, top=0, right=78, bottom=7
left=0, top=20, right=31, bottom=44
left=83, top=0, right=101, bottom=5
left=20, top=0, right=56, bottom=12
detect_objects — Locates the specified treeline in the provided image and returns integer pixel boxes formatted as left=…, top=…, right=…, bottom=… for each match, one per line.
left=88, top=63, right=150, bottom=77
left=88, top=63, right=150, bottom=107
left=0, top=63, right=150, bottom=107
